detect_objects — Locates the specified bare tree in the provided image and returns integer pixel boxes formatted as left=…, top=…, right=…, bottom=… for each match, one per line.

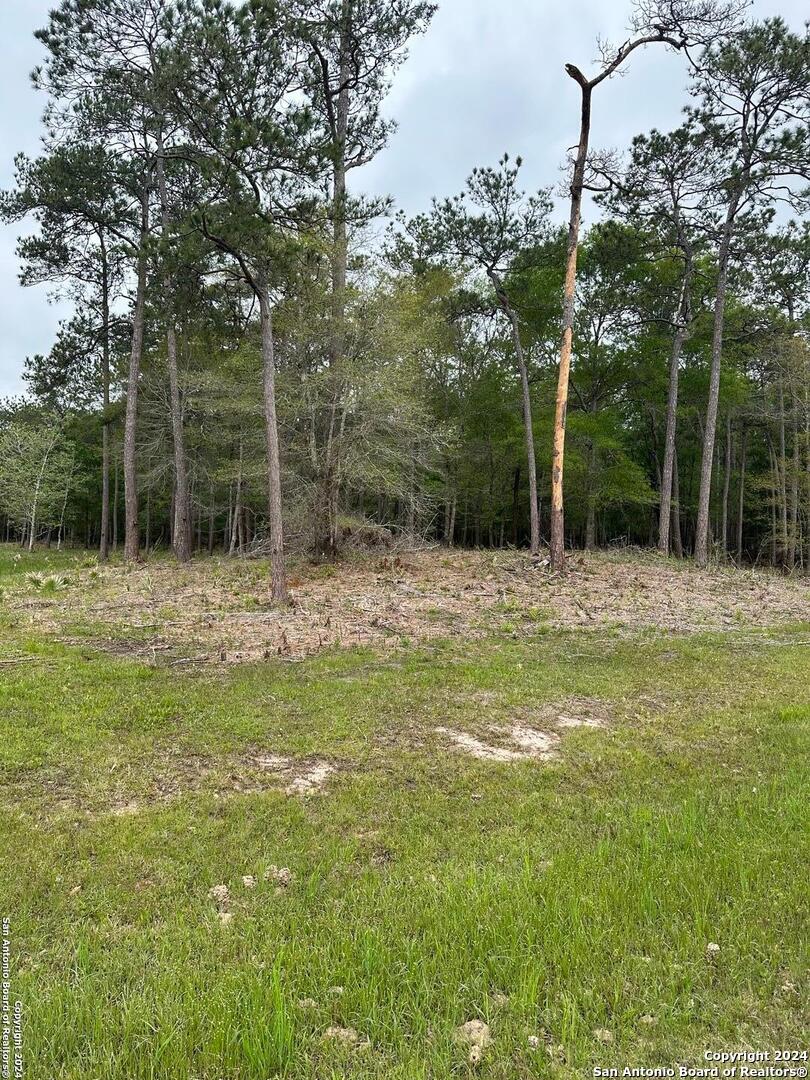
left=549, top=0, right=746, bottom=570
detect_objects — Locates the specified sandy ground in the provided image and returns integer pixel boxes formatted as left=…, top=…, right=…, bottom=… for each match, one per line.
left=9, top=547, right=810, bottom=665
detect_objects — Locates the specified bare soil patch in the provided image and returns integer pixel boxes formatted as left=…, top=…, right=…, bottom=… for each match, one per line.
left=10, top=548, right=810, bottom=664
left=434, top=696, right=611, bottom=763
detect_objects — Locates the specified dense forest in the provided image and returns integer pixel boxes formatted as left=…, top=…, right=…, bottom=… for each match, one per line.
left=1, top=0, right=808, bottom=601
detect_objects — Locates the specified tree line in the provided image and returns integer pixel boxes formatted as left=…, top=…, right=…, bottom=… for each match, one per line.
left=0, top=0, right=808, bottom=596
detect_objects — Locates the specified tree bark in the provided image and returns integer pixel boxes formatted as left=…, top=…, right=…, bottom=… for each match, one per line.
left=490, top=276, right=540, bottom=554
left=721, top=412, right=732, bottom=556
left=258, top=281, right=288, bottom=603
left=208, top=488, right=216, bottom=555
left=778, top=379, right=789, bottom=567
left=671, top=446, right=683, bottom=559
left=658, top=262, right=692, bottom=554
left=113, top=460, right=119, bottom=550
left=694, top=196, right=739, bottom=567
left=312, top=1, right=352, bottom=562
left=99, top=229, right=111, bottom=562
left=736, top=431, right=747, bottom=563
left=788, top=417, right=799, bottom=572
left=551, top=71, right=591, bottom=570
left=124, top=185, right=149, bottom=563
left=155, top=129, right=192, bottom=564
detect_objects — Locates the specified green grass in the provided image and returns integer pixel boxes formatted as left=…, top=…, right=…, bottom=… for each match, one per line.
left=0, top=546, right=808, bottom=1078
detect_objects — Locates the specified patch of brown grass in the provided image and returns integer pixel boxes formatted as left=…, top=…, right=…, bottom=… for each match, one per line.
left=10, top=548, right=810, bottom=665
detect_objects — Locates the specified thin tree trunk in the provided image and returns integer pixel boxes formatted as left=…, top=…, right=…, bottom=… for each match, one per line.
left=768, top=440, right=778, bottom=567
left=778, top=379, right=789, bottom=567
left=257, top=281, right=288, bottom=603
left=99, top=228, right=111, bottom=562
left=490, top=278, right=540, bottom=555
left=230, top=454, right=242, bottom=556
left=658, top=264, right=692, bottom=554
left=585, top=501, right=596, bottom=551
left=124, top=185, right=149, bottom=563
left=788, top=417, right=799, bottom=572
left=29, top=438, right=56, bottom=553
left=721, top=412, right=732, bottom=556
left=551, top=73, right=592, bottom=570
left=155, top=129, right=191, bottom=564
left=511, top=464, right=521, bottom=546
left=694, top=201, right=738, bottom=567
left=208, top=487, right=215, bottom=555
left=312, top=2, right=351, bottom=562
left=57, top=461, right=73, bottom=550
left=671, top=445, right=684, bottom=559
left=737, top=430, right=747, bottom=563
left=113, top=460, right=119, bottom=551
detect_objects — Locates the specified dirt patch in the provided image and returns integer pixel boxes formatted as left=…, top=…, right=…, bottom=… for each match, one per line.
left=435, top=696, right=613, bottom=763
left=9, top=549, right=810, bottom=665
left=253, top=754, right=335, bottom=796
left=436, top=725, right=560, bottom=762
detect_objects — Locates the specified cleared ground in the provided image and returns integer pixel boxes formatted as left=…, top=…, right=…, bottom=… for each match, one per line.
left=0, top=546, right=808, bottom=1078
left=10, top=545, right=810, bottom=663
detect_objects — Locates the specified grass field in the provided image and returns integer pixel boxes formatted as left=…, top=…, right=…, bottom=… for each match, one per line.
left=1, top=546, right=808, bottom=1078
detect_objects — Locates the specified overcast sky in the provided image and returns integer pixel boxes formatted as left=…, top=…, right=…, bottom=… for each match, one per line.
left=0, top=0, right=805, bottom=396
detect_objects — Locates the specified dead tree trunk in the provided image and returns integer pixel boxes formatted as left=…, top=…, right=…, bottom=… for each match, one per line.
left=549, top=28, right=684, bottom=568
left=550, top=68, right=591, bottom=570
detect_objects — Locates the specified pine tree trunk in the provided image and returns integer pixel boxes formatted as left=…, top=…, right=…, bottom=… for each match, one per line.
left=99, top=229, right=111, bottom=562
left=721, top=413, right=732, bottom=556
left=155, top=130, right=191, bottom=564
left=511, top=465, right=521, bottom=546
left=230, top=454, right=242, bottom=556
left=258, top=282, right=288, bottom=603
left=737, top=431, right=747, bottom=563
left=694, top=204, right=736, bottom=567
left=585, top=501, right=596, bottom=552
left=671, top=446, right=684, bottom=559
left=778, top=380, right=789, bottom=567
left=788, top=418, right=799, bottom=572
left=113, top=461, right=119, bottom=550
left=167, top=327, right=191, bottom=562
left=658, top=266, right=692, bottom=554
left=124, top=187, right=149, bottom=563
left=491, top=279, right=540, bottom=555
